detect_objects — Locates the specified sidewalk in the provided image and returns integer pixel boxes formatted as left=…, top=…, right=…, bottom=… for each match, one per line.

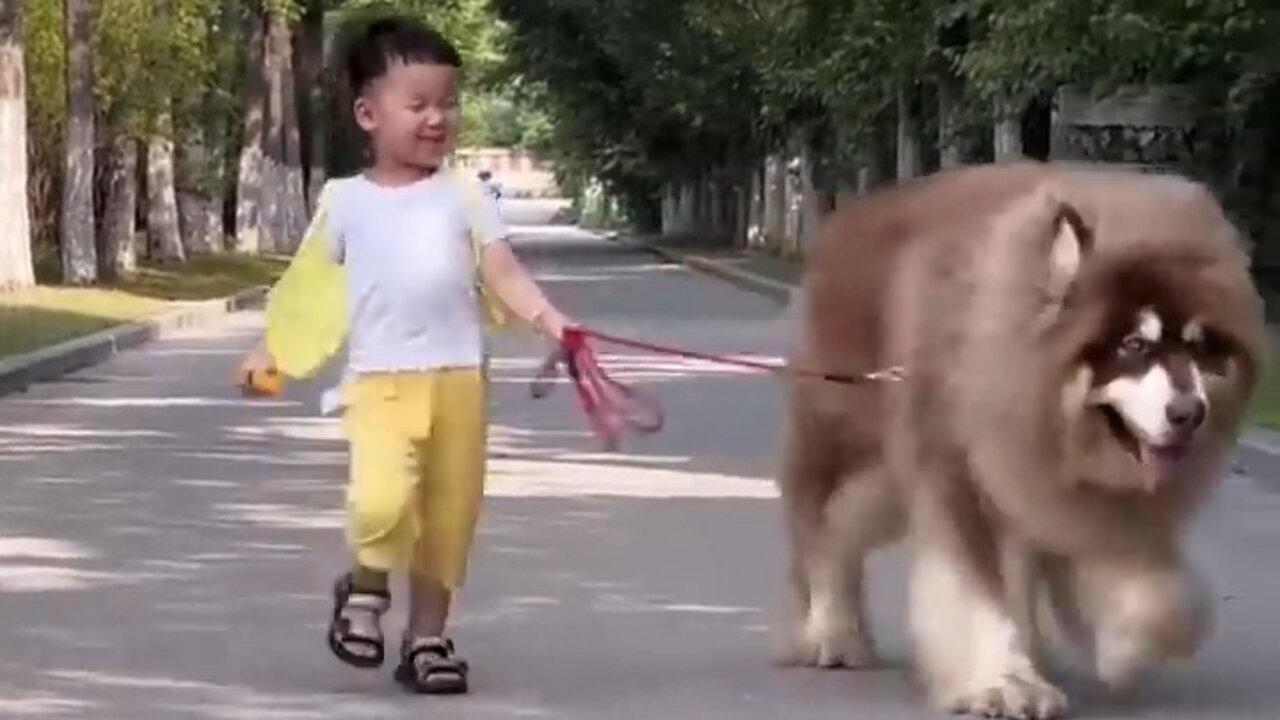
left=0, top=255, right=286, bottom=398
left=620, top=235, right=801, bottom=304
left=0, top=286, right=268, bottom=398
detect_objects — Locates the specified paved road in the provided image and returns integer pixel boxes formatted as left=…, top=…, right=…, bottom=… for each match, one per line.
left=2, top=201, right=1279, bottom=719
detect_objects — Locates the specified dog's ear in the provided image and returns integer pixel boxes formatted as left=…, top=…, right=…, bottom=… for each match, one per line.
left=1046, top=201, right=1092, bottom=300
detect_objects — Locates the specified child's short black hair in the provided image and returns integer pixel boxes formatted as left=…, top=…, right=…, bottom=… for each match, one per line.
left=342, top=14, right=462, bottom=94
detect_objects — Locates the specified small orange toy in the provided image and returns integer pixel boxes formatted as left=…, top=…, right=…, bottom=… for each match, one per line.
left=237, top=361, right=284, bottom=397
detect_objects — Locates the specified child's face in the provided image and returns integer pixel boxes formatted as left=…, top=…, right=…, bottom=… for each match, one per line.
left=354, top=60, right=459, bottom=171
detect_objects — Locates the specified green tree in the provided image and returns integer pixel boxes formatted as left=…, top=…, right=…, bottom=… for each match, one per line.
left=493, top=0, right=774, bottom=228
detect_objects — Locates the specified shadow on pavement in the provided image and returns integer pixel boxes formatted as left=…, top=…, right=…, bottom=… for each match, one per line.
left=1, top=229, right=1279, bottom=719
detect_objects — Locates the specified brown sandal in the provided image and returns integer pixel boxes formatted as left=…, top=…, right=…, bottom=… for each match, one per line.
left=327, top=572, right=389, bottom=669
left=393, top=636, right=470, bottom=694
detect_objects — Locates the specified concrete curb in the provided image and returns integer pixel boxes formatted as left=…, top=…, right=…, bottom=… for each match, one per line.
left=1241, top=427, right=1280, bottom=457
left=0, top=285, right=268, bottom=398
left=610, top=235, right=796, bottom=305
left=606, top=233, right=1280, bottom=458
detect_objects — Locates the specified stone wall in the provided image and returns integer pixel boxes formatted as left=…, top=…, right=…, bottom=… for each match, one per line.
left=452, top=147, right=561, bottom=198
left=652, top=83, right=1278, bottom=283
left=1049, top=85, right=1204, bottom=173
left=1050, top=84, right=1280, bottom=307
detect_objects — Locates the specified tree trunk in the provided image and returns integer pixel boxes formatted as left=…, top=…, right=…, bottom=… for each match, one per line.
left=660, top=183, right=677, bottom=235
left=147, top=132, right=185, bottom=262
left=734, top=179, right=748, bottom=244
left=723, top=175, right=736, bottom=243
left=300, top=2, right=326, bottom=210
left=858, top=120, right=893, bottom=193
left=764, top=151, right=786, bottom=253
left=707, top=174, right=725, bottom=240
left=745, top=166, right=764, bottom=248
left=60, top=0, right=96, bottom=284
left=201, top=92, right=228, bottom=251
left=722, top=177, right=739, bottom=244
left=676, top=180, right=695, bottom=234
left=783, top=144, right=803, bottom=257
left=202, top=0, right=240, bottom=252
left=176, top=124, right=216, bottom=255
left=994, top=101, right=1024, bottom=162
left=144, top=0, right=183, bottom=262
left=235, top=1, right=267, bottom=253
left=101, top=135, right=138, bottom=279
left=700, top=180, right=715, bottom=234
left=175, top=0, right=238, bottom=259
left=797, top=138, right=822, bottom=256
left=0, top=0, right=35, bottom=289
left=260, top=10, right=283, bottom=252
left=896, top=87, right=923, bottom=180
left=261, top=11, right=307, bottom=253
left=938, top=74, right=963, bottom=169
left=277, top=13, right=308, bottom=245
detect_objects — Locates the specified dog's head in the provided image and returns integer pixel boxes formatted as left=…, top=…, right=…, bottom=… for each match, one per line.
left=1032, top=191, right=1265, bottom=494
left=1079, top=291, right=1229, bottom=492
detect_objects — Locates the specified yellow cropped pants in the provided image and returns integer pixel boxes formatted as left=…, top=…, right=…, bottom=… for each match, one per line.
left=340, top=368, right=486, bottom=589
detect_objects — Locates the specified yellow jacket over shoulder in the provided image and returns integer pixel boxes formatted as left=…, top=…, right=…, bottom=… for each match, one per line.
left=262, top=170, right=514, bottom=380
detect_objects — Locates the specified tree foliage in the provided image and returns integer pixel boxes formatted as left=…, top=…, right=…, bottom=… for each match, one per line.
left=9, top=0, right=1280, bottom=282
left=15, top=0, right=550, bottom=283
left=494, top=0, right=1277, bottom=225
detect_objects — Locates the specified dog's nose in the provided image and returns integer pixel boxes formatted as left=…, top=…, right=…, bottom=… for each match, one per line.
left=1166, top=396, right=1206, bottom=430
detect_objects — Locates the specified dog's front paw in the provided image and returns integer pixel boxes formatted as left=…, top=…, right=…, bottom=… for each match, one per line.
left=937, top=671, right=1068, bottom=719
left=1094, top=632, right=1150, bottom=694
left=771, top=615, right=878, bottom=669
left=805, top=620, right=878, bottom=669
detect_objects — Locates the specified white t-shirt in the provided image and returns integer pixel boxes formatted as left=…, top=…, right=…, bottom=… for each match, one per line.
left=323, top=170, right=508, bottom=373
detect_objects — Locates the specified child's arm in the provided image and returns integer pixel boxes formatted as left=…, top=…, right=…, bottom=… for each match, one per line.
left=235, top=181, right=346, bottom=388
left=479, top=240, right=570, bottom=341
left=464, top=172, right=570, bottom=340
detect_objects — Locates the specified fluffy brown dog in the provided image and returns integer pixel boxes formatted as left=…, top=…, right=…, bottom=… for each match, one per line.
left=773, top=162, right=1266, bottom=718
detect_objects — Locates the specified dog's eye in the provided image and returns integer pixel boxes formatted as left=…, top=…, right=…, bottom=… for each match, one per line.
left=1193, top=330, right=1234, bottom=373
left=1120, top=336, right=1151, bottom=356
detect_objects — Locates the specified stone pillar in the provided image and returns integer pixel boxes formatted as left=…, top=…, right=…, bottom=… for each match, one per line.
left=747, top=164, right=766, bottom=248
left=764, top=151, right=787, bottom=253
left=896, top=88, right=922, bottom=179
left=993, top=114, right=1023, bottom=162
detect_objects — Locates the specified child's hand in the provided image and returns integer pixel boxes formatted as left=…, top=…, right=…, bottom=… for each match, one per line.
left=236, top=345, right=282, bottom=397
left=533, top=306, right=572, bottom=343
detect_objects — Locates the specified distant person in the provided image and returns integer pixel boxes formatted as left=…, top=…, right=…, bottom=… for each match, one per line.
left=236, top=14, right=571, bottom=695
left=477, top=169, right=502, bottom=201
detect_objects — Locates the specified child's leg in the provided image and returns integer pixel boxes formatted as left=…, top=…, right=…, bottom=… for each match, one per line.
left=396, top=368, right=487, bottom=693
left=352, top=565, right=389, bottom=593
left=408, top=573, right=452, bottom=638
left=330, top=376, right=420, bottom=669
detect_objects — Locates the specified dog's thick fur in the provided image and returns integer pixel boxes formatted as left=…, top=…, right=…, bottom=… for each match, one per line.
left=773, top=162, right=1266, bottom=718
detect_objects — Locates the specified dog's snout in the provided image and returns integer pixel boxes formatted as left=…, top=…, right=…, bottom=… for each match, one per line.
left=1166, top=395, right=1206, bottom=431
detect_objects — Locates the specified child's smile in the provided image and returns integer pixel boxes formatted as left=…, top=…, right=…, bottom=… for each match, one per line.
left=355, top=60, right=459, bottom=172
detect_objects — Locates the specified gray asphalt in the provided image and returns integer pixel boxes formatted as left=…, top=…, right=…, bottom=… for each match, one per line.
left=2, top=200, right=1279, bottom=719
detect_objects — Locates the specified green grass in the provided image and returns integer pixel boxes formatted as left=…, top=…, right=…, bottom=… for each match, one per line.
left=0, top=254, right=288, bottom=359
left=113, top=254, right=289, bottom=300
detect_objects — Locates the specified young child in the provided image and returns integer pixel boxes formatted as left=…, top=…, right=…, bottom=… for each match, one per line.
left=238, top=15, right=570, bottom=694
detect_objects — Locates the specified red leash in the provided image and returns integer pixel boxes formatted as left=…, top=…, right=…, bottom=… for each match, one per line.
left=529, top=326, right=906, bottom=451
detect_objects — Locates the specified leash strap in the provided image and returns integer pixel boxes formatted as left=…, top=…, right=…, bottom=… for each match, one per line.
left=529, top=326, right=905, bottom=450
left=530, top=327, right=664, bottom=451
left=576, top=327, right=907, bottom=385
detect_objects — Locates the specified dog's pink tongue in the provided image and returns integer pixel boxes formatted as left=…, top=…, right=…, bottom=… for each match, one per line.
left=1139, top=443, right=1184, bottom=492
